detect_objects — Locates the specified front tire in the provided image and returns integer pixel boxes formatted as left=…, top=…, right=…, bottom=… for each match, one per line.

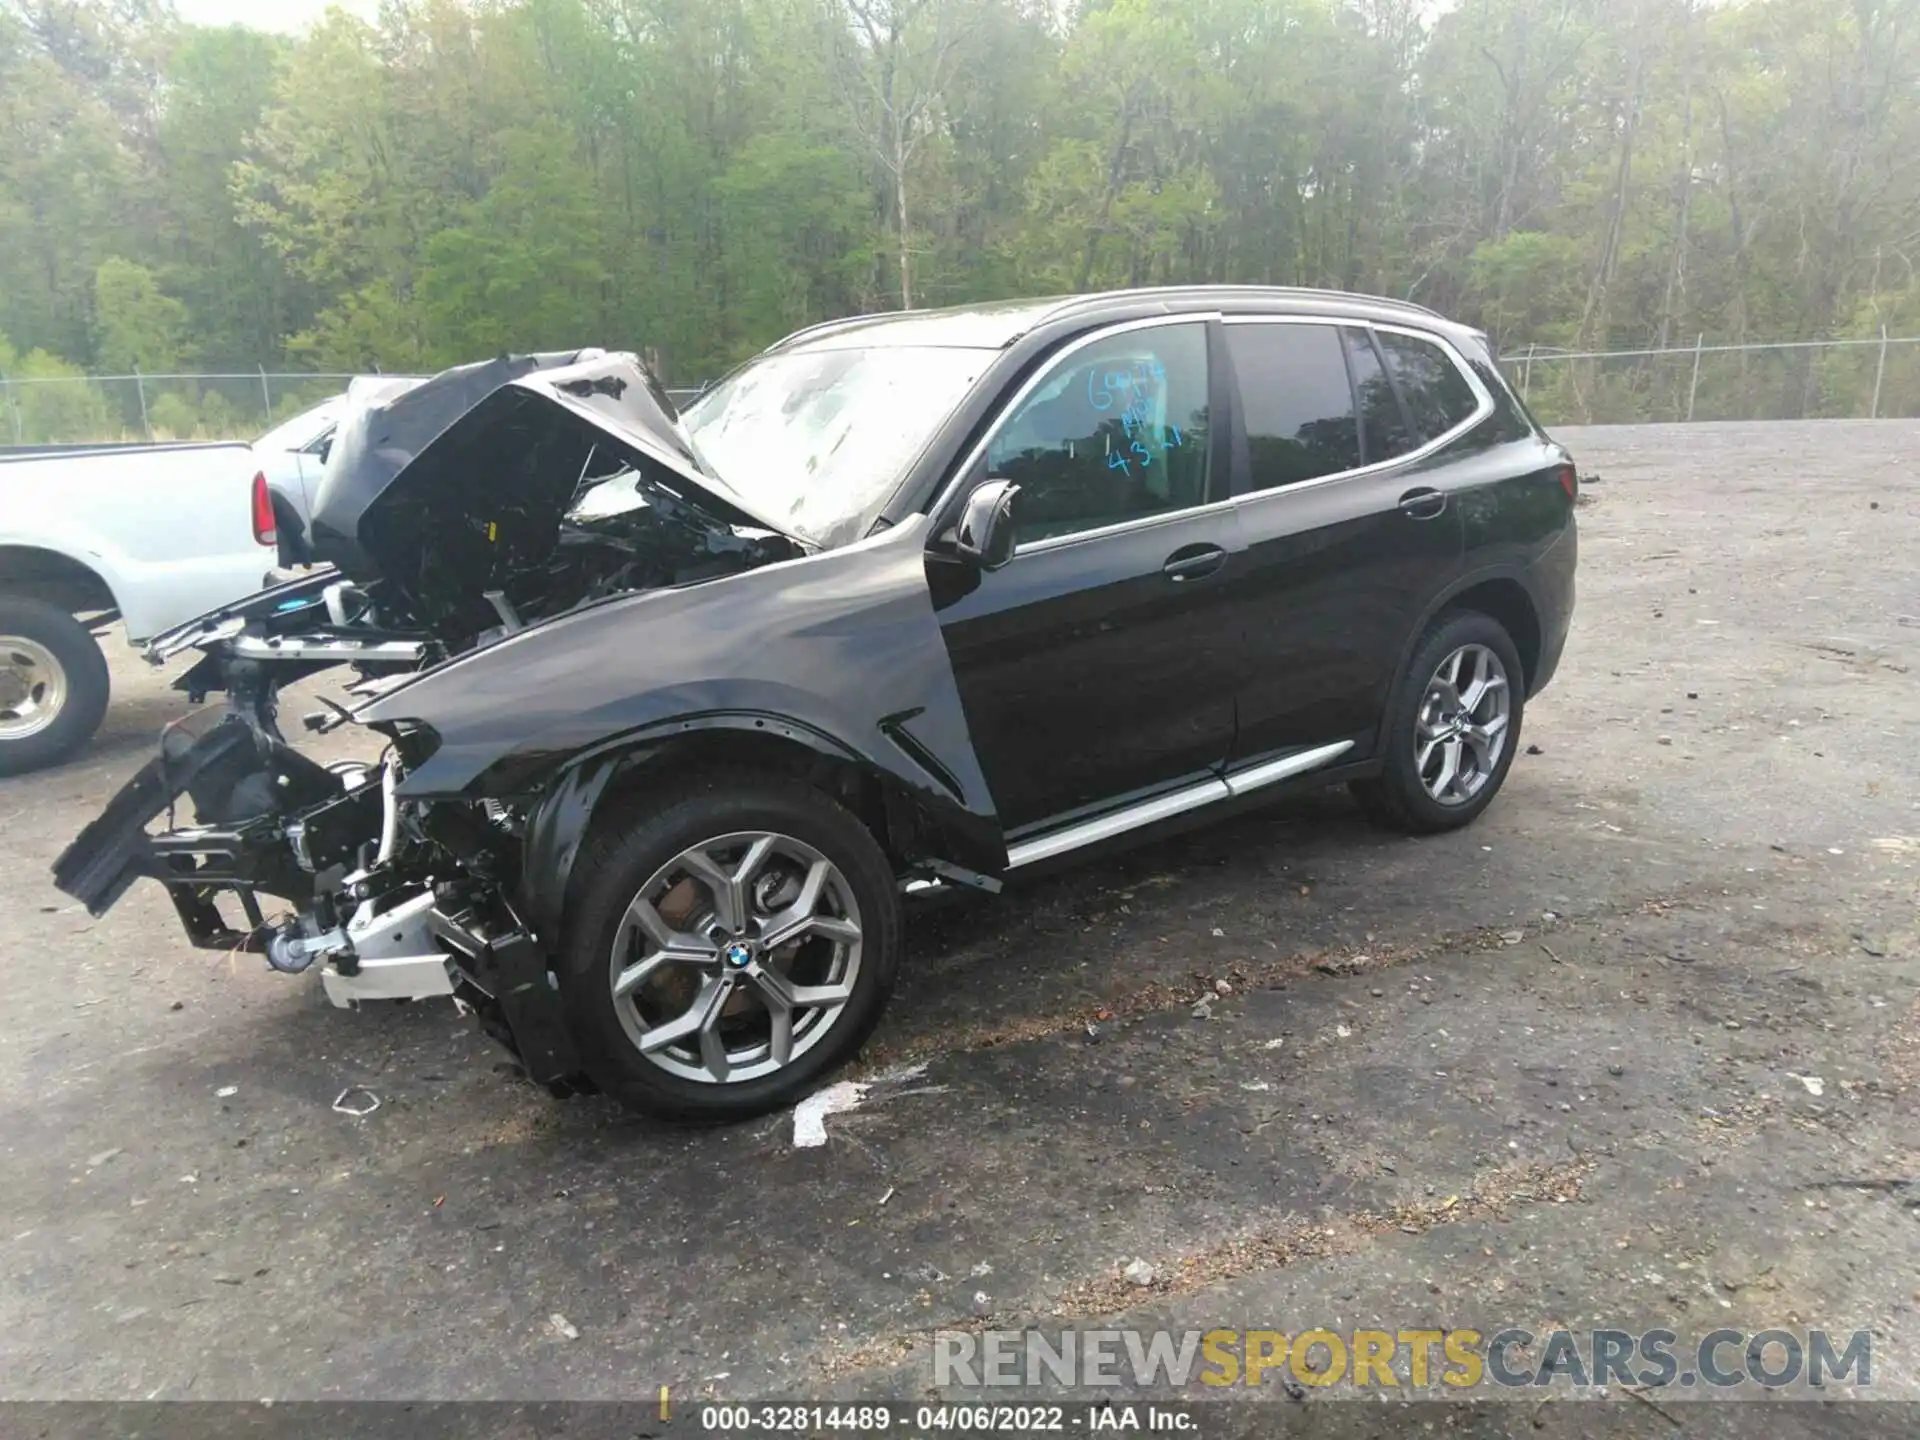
left=1353, top=610, right=1525, bottom=834
left=557, top=768, right=902, bottom=1122
left=0, top=596, right=111, bottom=777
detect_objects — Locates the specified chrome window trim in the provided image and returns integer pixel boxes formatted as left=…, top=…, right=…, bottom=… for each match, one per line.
left=927, top=310, right=1496, bottom=557
left=926, top=313, right=1223, bottom=556
left=1012, top=492, right=1243, bottom=557
left=1223, top=315, right=1496, bottom=505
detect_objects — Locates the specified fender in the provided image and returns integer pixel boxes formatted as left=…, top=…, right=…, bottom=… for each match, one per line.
left=0, top=524, right=130, bottom=615
left=357, top=514, right=1009, bottom=912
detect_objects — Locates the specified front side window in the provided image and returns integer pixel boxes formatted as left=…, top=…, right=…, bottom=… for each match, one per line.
left=1226, top=322, right=1360, bottom=492
left=986, top=323, right=1211, bottom=546
left=1376, top=330, right=1482, bottom=443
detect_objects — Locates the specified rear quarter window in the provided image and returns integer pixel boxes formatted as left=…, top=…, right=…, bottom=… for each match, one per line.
left=1376, top=331, right=1482, bottom=443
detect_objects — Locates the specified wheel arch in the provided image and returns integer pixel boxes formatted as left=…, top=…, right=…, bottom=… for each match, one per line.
left=0, top=545, right=118, bottom=617
left=1375, top=568, right=1543, bottom=758
left=1440, top=575, right=1542, bottom=690
left=516, top=717, right=992, bottom=946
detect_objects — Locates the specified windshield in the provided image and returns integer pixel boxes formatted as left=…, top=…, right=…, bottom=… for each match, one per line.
left=680, top=345, right=993, bottom=548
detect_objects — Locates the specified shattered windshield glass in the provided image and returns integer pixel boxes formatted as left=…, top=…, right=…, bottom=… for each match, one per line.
left=680, top=345, right=992, bottom=549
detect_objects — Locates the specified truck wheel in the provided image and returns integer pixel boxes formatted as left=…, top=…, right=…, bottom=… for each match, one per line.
left=0, top=596, right=112, bottom=777
left=557, top=768, right=902, bottom=1123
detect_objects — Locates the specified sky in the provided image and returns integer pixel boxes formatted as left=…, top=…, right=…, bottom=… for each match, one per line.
left=173, top=0, right=381, bottom=33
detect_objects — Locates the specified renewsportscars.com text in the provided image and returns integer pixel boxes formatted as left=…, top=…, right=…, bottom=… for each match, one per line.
left=932, top=1327, right=1872, bottom=1391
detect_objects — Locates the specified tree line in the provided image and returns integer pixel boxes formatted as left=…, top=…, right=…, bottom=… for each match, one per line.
left=4, top=0, right=1920, bottom=440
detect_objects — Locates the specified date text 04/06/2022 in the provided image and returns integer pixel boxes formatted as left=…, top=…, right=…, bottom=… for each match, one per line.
left=697, top=1402, right=1197, bottom=1433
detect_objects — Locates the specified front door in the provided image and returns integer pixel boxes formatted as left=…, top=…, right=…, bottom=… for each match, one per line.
left=931, top=320, right=1242, bottom=832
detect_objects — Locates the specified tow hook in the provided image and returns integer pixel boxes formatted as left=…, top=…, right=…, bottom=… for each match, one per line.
left=265, top=894, right=348, bottom=975
left=265, top=920, right=348, bottom=974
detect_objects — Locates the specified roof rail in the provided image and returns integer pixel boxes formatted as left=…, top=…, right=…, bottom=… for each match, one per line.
left=1041, top=285, right=1447, bottom=323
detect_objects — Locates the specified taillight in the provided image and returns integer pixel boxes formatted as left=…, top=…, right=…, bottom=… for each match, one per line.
left=1557, top=462, right=1578, bottom=500
left=251, top=471, right=277, bottom=547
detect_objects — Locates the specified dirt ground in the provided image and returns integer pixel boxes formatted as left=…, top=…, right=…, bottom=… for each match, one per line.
left=1, top=421, right=1916, bottom=1420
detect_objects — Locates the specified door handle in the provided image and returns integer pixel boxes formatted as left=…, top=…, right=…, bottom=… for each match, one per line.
left=1399, top=487, right=1448, bottom=521
left=1162, top=543, right=1228, bottom=583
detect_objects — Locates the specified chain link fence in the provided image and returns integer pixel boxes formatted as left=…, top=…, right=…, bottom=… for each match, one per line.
left=9, top=335, right=1920, bottom=446
left=0, top=369, right=709, bottom=448
left=1503, top=333, right=1920, bottom=427
left=0, top=371, right=361, bottom=447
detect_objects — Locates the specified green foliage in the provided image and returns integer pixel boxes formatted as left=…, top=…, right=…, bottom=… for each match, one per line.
left=93, top=258, right=190, bottom=373
left=0, top=333, right=122, bottom=443
left=2, top=0, right=1920, bottom=425
left=1468, top=233, right=1584, bottom=352
left=416, top=121, right=609, bottom=363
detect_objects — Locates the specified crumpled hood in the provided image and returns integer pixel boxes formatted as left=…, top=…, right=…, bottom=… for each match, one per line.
left=311, top=350, right=792, bottom=587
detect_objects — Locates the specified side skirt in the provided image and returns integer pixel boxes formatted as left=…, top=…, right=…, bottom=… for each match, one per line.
left=1005, top=740, right=1356, bottom=871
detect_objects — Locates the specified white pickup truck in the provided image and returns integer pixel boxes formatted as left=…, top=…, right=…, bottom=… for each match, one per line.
left=0, top=442, right=275, bottom=774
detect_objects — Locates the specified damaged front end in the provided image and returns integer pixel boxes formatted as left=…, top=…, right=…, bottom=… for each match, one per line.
left=52, top=349, right=1005, bottom=1101
left=54, top=690, right=590, bottom=1086
left=53, top=351, right=813, bottom=1091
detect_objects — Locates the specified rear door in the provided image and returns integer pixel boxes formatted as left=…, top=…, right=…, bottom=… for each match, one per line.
left=1218, top=318, right=1475, bottom=765
left=931, top=318, right=1243, bottom=832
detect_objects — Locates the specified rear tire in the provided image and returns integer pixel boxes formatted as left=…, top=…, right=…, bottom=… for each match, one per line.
left=1353, top=610, right=1525, bottom=835
left=556, top=768, right=902, bottom=1123
left=0, top=596, right=111, bottom=777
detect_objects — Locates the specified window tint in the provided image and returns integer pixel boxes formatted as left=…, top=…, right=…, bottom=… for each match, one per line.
left=1225, top=323, right=1359, bottom=492
left=1342, top=328, right=1415, bottom=464
left=987, top=323, right=1210, bottom=545
left=1376, top=330, right=1481, bottom=443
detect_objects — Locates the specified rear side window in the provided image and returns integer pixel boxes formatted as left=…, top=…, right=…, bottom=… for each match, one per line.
left=1226, top=323, right=1360, bottom=492
left=1375, top=331, right=1482, bottom=443
left=1342, top=328, right=1415, bottom=464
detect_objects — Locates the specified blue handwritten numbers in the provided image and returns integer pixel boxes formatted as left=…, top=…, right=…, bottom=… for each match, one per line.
left=1086, top=355, right=1168, bottom=413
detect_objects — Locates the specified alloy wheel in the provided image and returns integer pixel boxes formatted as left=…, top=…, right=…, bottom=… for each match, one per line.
left=1416, top=642, right=1511, bottom=807
left=608, top=830, right=864, bottom=1084
left=0, top=636, right=69, bottom=741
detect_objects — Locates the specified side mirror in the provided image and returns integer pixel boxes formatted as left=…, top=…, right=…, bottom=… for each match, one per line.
left=952, top=479, right=1020, bottom=572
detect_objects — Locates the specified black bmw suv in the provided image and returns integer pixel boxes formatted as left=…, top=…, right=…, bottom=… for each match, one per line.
left=55, top=287, right=1576, bottom=1122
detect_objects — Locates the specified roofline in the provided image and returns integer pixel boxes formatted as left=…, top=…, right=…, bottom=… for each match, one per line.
left=761, top=285, right=1453, bottom=360
left=761, top=312, right=908, bottom=353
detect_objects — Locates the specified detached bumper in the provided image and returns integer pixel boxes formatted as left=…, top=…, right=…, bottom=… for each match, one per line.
left=52, top=717, right=270, bottom=942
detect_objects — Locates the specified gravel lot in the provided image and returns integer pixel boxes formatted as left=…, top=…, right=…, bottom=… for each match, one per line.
left=2, top=421, right=1916, bottom=1418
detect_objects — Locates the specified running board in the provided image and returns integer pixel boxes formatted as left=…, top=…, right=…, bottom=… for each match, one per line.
left=1005, top=740, right=1355, bottom=870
